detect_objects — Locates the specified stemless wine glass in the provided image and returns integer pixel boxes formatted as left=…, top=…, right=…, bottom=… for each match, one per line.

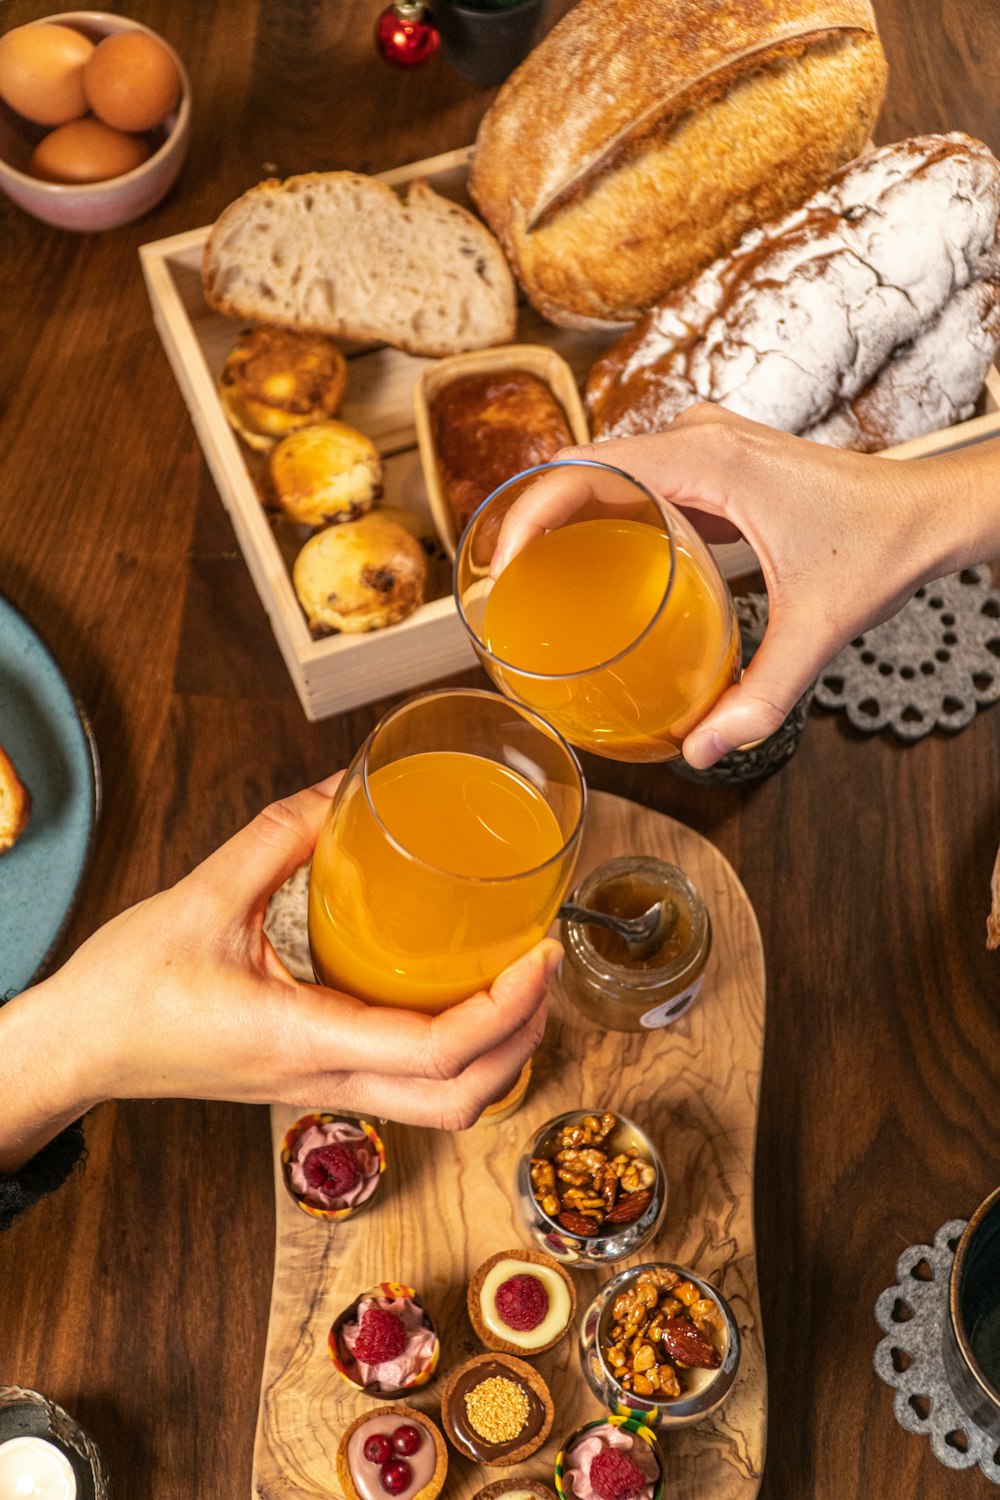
left=308, top=689, right=585, bottom=1014
left=454, top=460, right=741, bottom=763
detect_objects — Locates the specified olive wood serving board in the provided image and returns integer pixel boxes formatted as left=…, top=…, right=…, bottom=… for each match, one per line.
left=253, top=789, right=767, bottom=1499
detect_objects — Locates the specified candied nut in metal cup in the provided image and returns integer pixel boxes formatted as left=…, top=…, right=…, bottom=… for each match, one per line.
left=579, top=1263, right=741, bottom=1428
left=554, top=1415, right=665, bottom=1500
left=515, top=1110, right=667, bottom=1268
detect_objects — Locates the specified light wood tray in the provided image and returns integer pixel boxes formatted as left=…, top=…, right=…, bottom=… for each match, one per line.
left=253, top=790, right=768, bottom=1500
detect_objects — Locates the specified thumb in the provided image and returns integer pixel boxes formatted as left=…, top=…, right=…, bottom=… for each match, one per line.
left=681, top=626, right=820, bottom=769
left=191, top=773, right=344, bottom=916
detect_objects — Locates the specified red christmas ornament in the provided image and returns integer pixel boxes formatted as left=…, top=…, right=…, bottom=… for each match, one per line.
left=375, top=2, right=440, bottom=68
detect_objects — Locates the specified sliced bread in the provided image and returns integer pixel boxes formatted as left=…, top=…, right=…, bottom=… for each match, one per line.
left=202, top=173, right=517, bottom=357
left=0, top=744, right=31, bottom=854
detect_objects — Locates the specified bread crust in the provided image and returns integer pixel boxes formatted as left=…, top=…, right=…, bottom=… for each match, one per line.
left=470, top=0, right=887, bottom=325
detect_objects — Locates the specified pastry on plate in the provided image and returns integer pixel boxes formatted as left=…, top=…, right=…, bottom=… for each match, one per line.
left=218, top=325, right=347, bottom=451
left=337, top=1405, right=447, bottom=1500
left=0, top=744, right=31, bottom=853
left=293, top=513, right=427, bottom=635
left=268, top=419, right=382, bottom=526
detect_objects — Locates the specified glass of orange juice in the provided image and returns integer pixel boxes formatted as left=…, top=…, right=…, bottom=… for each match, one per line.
left=308, top=689, right=585, bottom=1014
left=454, top=460, right=741, bottom=763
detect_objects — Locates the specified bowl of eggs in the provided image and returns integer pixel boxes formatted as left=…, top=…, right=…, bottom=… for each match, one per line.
left=0, top=10, right=189, bottom=230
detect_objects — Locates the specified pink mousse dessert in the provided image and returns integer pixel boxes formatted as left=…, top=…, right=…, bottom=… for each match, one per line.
left=563, top=1424, right=660, bottom=1500
left=287, top=1119, right=380, bottom=1212
left=340, top=1295, right=438, bottom=1394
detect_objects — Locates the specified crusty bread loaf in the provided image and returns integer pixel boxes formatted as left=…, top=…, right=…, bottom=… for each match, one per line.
left=0, top=744, right=31, bottom=853
left=586, top=135, right=1000, bottom=450
left=203, top=174, right=517, bottom=358
left=470, top=0, right=886, bottom=328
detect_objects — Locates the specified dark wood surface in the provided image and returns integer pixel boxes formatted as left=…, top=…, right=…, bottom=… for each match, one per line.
left=1, top=2, right=999, bottom=1496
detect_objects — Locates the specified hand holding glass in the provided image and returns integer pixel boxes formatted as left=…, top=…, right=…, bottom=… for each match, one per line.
left=454, top=460, right=741, bottom=762
left=308, top=689, right=585, bottom=1014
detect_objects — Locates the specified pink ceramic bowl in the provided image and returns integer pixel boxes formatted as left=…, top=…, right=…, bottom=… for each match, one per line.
left=0, top=10, right=190, bottom=231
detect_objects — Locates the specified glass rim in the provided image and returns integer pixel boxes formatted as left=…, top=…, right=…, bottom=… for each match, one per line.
left=358, top=687, right=587, bottom=885
left=453, top=458, right=681, bottom=682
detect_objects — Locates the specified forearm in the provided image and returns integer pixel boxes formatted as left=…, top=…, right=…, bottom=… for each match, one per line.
left=909, top=438, right=1000, bottom=583
left=0, top=975, right=101, bottom=1172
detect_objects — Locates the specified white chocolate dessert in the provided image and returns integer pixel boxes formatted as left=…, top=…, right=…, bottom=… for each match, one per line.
left=468, top=1249, right=575, bottom=1356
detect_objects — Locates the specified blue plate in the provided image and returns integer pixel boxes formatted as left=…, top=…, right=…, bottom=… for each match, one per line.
left=0, top=594, right=101, bottom=997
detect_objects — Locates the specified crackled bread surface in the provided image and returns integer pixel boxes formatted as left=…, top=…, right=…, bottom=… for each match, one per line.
left=586, top=134, right=1000, bottom=449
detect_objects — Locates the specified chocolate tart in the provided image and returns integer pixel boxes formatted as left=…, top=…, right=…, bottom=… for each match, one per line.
left=337, top=1405, right=447, bottom=1500
left=468, top=1249, right=576, bottom=1356
left=473, top=1483, right=559, bottom=1500
left=440, top=1352, right=553, bottom=1466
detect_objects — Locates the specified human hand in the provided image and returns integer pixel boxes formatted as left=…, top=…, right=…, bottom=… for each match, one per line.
left=1, top=778, right=560, bottom=1170
left=494, top=405, right=982, bottom=766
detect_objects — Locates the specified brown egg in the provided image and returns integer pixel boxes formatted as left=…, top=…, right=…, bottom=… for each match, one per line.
left=83, top=31, right=181, bottom=133
left=30, top=117, right=152, bottom=184
left=0, top=22, right=93, bottom=126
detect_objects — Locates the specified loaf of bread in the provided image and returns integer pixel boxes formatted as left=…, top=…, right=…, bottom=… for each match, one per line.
left=470, top=0, right=886, bottom=328
left=430, top=370, right=574, bottom=536
left=203, top=174, right=517, bottom=358
left=0, top=744, right=31, bottom=854
left=586, top=135, right=1000, bottom=450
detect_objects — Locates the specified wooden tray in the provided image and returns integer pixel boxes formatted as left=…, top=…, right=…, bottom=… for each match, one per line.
left=139, top=145, right=1000, bottom=722
left=254, top=790, right=768, bottom=1499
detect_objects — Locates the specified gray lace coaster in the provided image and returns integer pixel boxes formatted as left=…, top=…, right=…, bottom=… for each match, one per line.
left=815, top=567, right=1000, bottom=739
left=874, top=1219, right=1000, bottom=1483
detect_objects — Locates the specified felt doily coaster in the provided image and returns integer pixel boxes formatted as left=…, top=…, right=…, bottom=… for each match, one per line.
left=874, top=1219, right=1000, bottom=1483
left=815, top=567, right=1000, bottom=739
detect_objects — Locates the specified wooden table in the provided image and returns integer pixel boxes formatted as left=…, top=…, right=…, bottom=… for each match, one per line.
left=1, top=2, right=999, bottom=1496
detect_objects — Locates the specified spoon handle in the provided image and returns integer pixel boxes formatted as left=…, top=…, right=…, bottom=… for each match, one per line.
left=557, top=902, right=654, bottom=940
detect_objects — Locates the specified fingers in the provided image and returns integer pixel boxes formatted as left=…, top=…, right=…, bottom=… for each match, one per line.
left=681, top=620, right=823, bottom=768
left=192, top=773, right=344, bottom=917
left=289, top=939, right=562, bottom=1084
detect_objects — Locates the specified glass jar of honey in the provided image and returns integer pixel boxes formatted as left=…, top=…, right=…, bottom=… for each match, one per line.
left=559, top=857, right=711, bottom=1033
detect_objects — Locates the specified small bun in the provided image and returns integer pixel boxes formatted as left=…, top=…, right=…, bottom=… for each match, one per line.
left=293, top=514, right=427, bottom=635
left=218, top=326, right=347, bottom=451
left=269, top=420, right=382, bottom=526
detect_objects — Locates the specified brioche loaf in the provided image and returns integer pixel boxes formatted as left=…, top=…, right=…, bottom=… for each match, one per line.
left=203, top=174, right=517, bottom=358
left=585, top=135, right=1000, bottom=451
left=470, top=0, right=887, bottom=328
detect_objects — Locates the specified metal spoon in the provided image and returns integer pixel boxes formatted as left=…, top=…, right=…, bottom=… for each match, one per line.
left=558, top=897, right=678, bottom=961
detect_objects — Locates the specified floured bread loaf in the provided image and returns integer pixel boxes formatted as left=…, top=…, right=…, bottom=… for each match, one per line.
left=470, top=0, right=886, bottom=327
left=586, top=135, right=1000, bottom=450
left=203, top=173, right=517, bottom=358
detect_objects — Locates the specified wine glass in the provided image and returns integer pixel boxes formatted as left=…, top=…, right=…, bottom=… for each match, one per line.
left=308, top=688, right=585, bottom=1013
left=454, top=460, right=740, bottom=762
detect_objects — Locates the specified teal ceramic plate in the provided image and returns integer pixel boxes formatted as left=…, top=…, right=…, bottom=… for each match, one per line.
left=0, top=594, right=101, bottom=997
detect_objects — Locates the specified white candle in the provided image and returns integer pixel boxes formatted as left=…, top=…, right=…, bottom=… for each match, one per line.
left=0, top=1438, right=76, bottom=1500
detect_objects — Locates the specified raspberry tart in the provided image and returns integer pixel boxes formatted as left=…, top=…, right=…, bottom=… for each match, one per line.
left=555, top=1418, right=664, bottom=1500
left=281, top=1112, right=385, bottom=1221
left=468, top=1248, right=575, bottom=1356
left=330, top=1283, right=440, bottom=1397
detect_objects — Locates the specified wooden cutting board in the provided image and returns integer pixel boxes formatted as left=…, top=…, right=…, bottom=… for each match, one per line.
left=254, top=789, right=767, bottom=1498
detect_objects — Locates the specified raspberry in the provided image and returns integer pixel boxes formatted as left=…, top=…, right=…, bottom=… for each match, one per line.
left=588, top=1448, right=647, bottom=1500
left=494, top=1272, right=549, bottom=1332
left=352, top=1307, right=407, bottom=1366
left=302, top=1144, right=360, bottom=1199
left=363, top=1434, right=393, bottom=1466
left=391, top=1425, right=422, bottom=1456
left=379, top=1459, right=412, bottom=1494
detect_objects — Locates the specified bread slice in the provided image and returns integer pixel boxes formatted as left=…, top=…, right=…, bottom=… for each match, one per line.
left=470, top=0, right=887, bottom=326
left=202, top=173, right=517, bottom=358
left=0, top=744, right=31, bottom=853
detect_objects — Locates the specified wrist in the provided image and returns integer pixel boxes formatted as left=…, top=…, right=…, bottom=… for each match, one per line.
left=909, top=443, right=1000, bottom=583
left=0, top=975, right=102, bottom=1172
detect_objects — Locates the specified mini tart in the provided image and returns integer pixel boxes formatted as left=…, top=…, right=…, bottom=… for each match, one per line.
left=468, top=1249, right=575, bottom=1356
left=440, top=1352, right=553, bottom=1467
left=330, top=1283, right=440, bottom=1396
left=554, top=1417, right=665, bottom=1500
left=336, top=1404, right=447, bottom=1500
left=473, top=1484, right=559, bottom=1500
left=477, top=1059, right=533, bottom=1126
left=279, top=1112, right=385, bottom=1221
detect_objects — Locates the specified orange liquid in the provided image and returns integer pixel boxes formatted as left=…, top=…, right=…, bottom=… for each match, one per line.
left=482, top=519, right=740, bottom=761
left=308, top=750, right=572, bottom=1012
